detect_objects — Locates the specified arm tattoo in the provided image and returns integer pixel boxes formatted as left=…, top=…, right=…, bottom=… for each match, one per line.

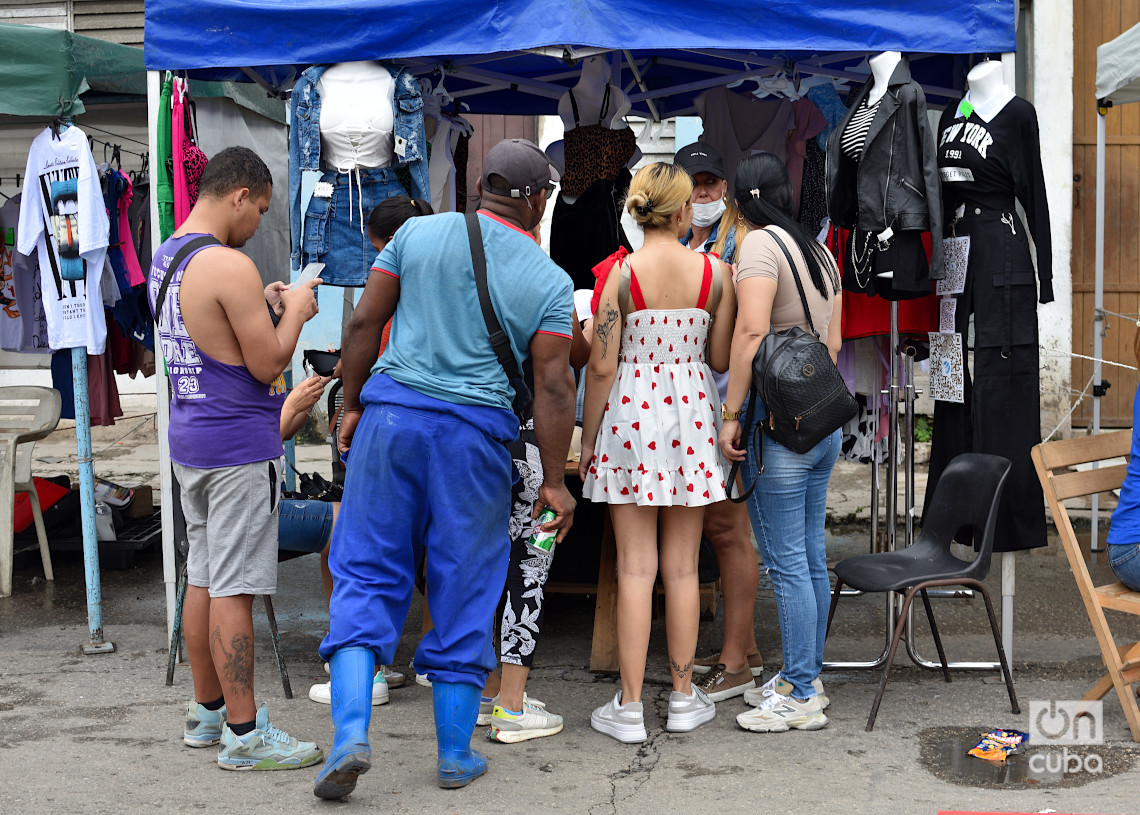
left=211, top=627, right=255, bottom=695
left=595, top=305, right=620, bottom=360
left=669, top=655, right=694, bottom=680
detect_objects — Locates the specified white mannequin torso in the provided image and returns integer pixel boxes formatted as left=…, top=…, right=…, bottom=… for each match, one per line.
left=557, top=56, right=631, bottom=130
left=318, top=61, right=396, bottom=171
left=867, top=51, right=903, bottom=106
left=965, top=61, right=1015, bottom=121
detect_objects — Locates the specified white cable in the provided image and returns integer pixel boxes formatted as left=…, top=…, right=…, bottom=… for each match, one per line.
left=1043, top=375, right=1094, bottom=443
left=1041, top=348, right=1138, bottom=372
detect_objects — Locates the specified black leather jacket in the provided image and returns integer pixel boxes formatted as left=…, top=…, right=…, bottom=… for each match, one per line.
left=826, top=57, right=944, bottom=279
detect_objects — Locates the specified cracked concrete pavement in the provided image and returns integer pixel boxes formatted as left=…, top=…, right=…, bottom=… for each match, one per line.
left=2, top=417, right=1139, bottom=813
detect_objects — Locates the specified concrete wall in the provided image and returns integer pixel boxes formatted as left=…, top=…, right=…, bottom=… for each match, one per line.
left=1033, top=0, right=1076, bottom=438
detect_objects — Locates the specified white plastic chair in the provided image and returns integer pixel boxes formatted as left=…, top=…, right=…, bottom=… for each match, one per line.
left=0, top=387, right=62, bottom=597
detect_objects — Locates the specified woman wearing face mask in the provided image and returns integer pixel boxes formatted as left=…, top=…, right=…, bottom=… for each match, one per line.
left=674, top=141, right=750, bottom=264
left=673, top=142, right=762, bottom=703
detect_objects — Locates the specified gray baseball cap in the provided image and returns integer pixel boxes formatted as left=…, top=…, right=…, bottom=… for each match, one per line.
left=482, top=138, right=561, bottom=199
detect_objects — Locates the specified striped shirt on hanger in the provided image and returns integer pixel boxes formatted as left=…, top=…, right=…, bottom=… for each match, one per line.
left=841, top=98, right=881, bottom=160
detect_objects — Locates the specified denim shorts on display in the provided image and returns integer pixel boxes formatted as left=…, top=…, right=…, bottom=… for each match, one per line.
left=1108, top=543, right=1140, bottom=592
left=302, top=168, right=409, bottom=287
left=173, top=459, right=280, bottom=597
left=278, top=498, right=335, bottom=554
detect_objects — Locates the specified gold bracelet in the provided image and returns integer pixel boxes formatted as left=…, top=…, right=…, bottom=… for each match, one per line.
left=722, top=405, right=741, bottom=421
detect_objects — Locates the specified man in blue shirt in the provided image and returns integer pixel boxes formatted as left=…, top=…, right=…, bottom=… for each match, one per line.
left=314, top=139, right=576, bottom=799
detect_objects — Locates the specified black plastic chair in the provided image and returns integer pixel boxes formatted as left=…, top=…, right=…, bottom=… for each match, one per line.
left=825, top=453, right=1019, bottom=731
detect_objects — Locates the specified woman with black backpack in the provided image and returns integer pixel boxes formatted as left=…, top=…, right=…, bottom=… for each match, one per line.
left=718, top=153, right=843, bottom=734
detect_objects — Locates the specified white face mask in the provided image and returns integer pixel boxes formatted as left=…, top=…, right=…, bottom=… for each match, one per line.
left=691, top=198, right=725, bottom=228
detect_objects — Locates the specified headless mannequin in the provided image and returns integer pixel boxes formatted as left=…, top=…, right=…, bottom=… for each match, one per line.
left=557, top=56, right=632, bottom=130
left=866, top=51, right=902, bottom=106
left=965, top=60, right=1015, bottom=118
left=318, top=61, right=396, bottom=171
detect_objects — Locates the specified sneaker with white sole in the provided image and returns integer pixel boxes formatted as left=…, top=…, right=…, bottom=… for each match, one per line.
left=216, top=704, right=323, bottom=770
left=486, top=700, right=564, bottom=743
left=308, top=671, right=389, bottom=706
left=694, top=663, right=757, bottom=703
left=736, top=683, right=828, bottom=733
left=591, top=691, right=647, bottom=743
left=184, top=701, right=227, bottom=747
left=693, top=651, right=764, bottom=677
left=666, top=687, right=717, bottom=732
left=477, top=692, right=546, bottom=726
left=324, top=661, right=404, bottom=689
left=743, top=674, right=829, bottom=709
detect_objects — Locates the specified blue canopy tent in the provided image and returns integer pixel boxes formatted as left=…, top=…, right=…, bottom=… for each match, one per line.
left=142, top=0, right=1018, bottom=636
left=145, top=0, right=1017, bottom=112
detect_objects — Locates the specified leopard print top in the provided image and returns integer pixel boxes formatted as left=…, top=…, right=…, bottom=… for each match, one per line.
left=560, top=125, right=637, bottom=197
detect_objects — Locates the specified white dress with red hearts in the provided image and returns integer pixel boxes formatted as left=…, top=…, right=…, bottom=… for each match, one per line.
left=583, top=307, right=727, bottom=507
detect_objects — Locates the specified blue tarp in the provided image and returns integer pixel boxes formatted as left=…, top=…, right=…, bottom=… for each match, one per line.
left=144, top=0, right=1017, bottom=114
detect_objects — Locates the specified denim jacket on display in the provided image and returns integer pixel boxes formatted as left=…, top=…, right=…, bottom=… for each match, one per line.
left=288, top=63, right=430, bottom=268
left=825, top=56, right=944, bottom=280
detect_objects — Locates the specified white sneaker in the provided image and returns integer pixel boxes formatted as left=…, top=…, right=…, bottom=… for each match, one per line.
left=308, top=672, right=389, bottom=706
left=486, top=699, right=564, bottom=743
left=736, top=682, right=828, bottom=733
left=477, top=692, right=546, bottom=726
left=666, top=687, right=716, bottom=732
left=323, top=661, right=404, bottom=688
left=743, top=674, right=829, bottom=710
left=591, top=691, right=647, bottom=743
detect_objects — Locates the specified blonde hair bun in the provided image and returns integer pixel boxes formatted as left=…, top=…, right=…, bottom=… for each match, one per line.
left=625, top=162, right=693, bottom=231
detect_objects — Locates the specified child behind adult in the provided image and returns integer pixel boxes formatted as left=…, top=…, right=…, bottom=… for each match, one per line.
left=580, top=162, right=737, bottom=742
left=306, top=195, right=434, bottom=708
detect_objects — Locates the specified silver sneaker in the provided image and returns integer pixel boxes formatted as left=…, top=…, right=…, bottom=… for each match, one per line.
left=743, top=674, right=829, bottom=709
left=666, top=687, right=716, bottom=732
left=477, top=692, right=546, bottom=726
left=590, top=691, right=647, bottom=743
left=736, top=687, right=827, bottom=733
left=487, top=700, right=563, bottom=743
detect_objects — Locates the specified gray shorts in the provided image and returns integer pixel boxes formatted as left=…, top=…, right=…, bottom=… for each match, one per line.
left=173, top=459, right=281, bottom=598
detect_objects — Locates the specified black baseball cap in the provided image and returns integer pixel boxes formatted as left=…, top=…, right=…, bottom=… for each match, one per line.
left=674, top=141, right=725, bottom=180
left=482, top=138, right=561, bottom=199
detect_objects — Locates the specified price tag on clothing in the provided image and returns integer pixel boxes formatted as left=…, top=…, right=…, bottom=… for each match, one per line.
left=939, top=298, right=957, bottom=334
left=938, top=235, right=970, bottom=296
left=394, top=135, right=407, bottom=159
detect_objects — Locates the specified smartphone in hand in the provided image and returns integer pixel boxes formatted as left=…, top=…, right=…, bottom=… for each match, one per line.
left=291, top=262, right=325, bottom=289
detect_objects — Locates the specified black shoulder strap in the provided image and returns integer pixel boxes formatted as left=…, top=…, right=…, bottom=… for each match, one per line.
left=568, top=90, right=581, bottom=128
left=763, top=228, right=818, bottom=339
left=152, top=235, right=223, bottom=321
left=465, top=212, right=525, bottom=389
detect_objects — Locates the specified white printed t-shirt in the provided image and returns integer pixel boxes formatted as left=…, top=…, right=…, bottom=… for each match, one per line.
left=17, top=125, right=111, bottom=354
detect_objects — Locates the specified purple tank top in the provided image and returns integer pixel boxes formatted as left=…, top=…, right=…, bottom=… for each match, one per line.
left=148, top=232, right=286, bottom=469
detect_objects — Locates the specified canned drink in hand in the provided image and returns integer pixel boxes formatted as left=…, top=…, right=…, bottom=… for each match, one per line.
left=526, top=507, right=558, bottom=556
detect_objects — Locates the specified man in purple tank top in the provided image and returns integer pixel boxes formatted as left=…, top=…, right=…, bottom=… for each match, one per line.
left=148, top=147, right=323, bottom=771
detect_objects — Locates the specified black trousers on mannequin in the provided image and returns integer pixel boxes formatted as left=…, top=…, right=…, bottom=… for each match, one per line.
left=924, top=210, right=1047, bottom=552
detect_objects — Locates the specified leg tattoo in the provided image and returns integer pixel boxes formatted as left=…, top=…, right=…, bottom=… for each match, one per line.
left=669, top=655, right=694, bottom=680
left=211, top=627, right=254, bottom=695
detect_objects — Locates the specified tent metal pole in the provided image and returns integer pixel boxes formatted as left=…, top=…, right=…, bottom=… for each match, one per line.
left=75, top=347, right=113, bottom=655
left=149, top=69, right=177, bottom=640
left=1092, top=105, right=1107, bottom=552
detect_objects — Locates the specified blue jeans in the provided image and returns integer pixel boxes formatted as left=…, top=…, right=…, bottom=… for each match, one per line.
left=1109, top=543, right=1140, bottom=592
left=740, top=427, right=841, bottom=699
left=278, top=499, right=335, bottom=554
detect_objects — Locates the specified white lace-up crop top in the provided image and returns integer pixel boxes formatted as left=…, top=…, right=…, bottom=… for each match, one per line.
left=318, top=61, right=396, bottom=172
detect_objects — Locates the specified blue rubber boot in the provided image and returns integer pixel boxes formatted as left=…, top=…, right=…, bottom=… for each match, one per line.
left=433, top=681, right=488, bottom=789
left=313, top=647, right=375, bottom=800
